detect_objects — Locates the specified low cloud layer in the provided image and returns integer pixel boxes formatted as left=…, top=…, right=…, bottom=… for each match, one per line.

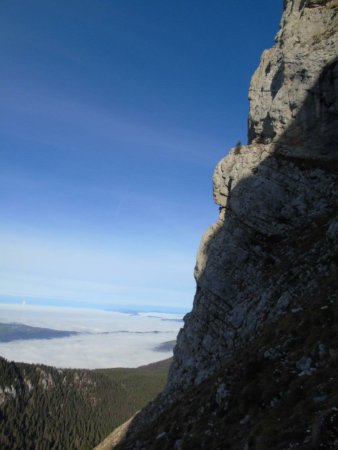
left=0, top=304, right=183, bottom=369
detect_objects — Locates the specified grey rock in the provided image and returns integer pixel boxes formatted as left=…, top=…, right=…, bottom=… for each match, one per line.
left=215, top=383, right=228, bottom=409
left=155, top=432, right=167, bottom=440
left=123, top=1, right=338, bottom=433
left=327, top=217, right=338, bottom=241
left=240, top=415, right=251, bottom=425
left=164, top=0, right=338, bottom=394
left=174, top=439, right=183, bottom=450
left=297, top=356, right=316, bottom=376
left=296, top=356, right=312, bottom=371
left=248, top=0, right=338, bottom=159
left=264, top=347, right=282, bottom=362
left=318, top=343, right=327, bottom=359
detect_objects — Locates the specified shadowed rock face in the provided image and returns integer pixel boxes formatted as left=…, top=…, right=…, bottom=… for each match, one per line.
left=111, top=1, right=338, bottom=448
left=167, top=0, right=338, bottom=396
left=248, top=0, right=338, bottom=156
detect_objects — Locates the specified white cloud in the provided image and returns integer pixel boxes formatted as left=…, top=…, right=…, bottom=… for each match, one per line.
left=0, top=304, right=183, bottom=368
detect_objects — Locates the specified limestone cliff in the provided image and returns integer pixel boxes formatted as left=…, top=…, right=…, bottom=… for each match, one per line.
left=112, top=1, right=338, bottom=448
left=168, top=0, right=338, bottom=397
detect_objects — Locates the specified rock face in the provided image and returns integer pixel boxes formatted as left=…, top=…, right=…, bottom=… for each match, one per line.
left=113, top=1, right=338, bottom=448
left=248, top=0, right=338, bottom=158
left=167, top=0, right=338, bottom=396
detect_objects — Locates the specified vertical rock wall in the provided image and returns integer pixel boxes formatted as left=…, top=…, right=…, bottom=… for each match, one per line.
left=166, top=0, right=338, bottom=395
left=248, top=0, right=338, bottom=157
left=111, top=3, right=338, bottom=446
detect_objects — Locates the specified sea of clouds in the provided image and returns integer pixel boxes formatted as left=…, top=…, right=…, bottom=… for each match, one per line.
left=0, top=304, right=184, bottom=369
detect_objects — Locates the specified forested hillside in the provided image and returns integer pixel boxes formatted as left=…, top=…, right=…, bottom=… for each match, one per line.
left=0, top=356, right=171, bottom=450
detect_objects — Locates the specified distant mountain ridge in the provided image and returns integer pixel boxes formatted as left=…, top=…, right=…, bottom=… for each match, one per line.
left=0, top=322, right=78, bottom=342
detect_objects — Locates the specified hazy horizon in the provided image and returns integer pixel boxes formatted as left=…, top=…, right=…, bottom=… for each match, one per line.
left=0, top=303, right=183, bottom=368
left=0, top=295, right=190, bottom=315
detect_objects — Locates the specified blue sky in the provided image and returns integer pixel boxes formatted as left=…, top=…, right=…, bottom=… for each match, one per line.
left=0, top=0, right=282, bottom=311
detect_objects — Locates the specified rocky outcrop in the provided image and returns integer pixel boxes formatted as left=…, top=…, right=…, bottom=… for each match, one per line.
left=113, top=1, right=338, bottom=448
left=166, top=0, right=338, bottom=396
left=248, top=0, right=338, bottom=158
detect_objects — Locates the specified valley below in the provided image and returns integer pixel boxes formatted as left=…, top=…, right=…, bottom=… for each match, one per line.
left=0, top=356, right=171, bottom=450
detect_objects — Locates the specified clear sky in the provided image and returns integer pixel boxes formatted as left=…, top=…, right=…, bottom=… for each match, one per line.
left=0, top=0, right=282, bottom=311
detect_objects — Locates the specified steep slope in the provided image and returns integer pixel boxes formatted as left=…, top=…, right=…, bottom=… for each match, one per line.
left=112, top=1, right=338, bottom=448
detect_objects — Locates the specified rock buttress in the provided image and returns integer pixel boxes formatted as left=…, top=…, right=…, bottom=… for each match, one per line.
left=112, top=1, right=338, bottom=448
